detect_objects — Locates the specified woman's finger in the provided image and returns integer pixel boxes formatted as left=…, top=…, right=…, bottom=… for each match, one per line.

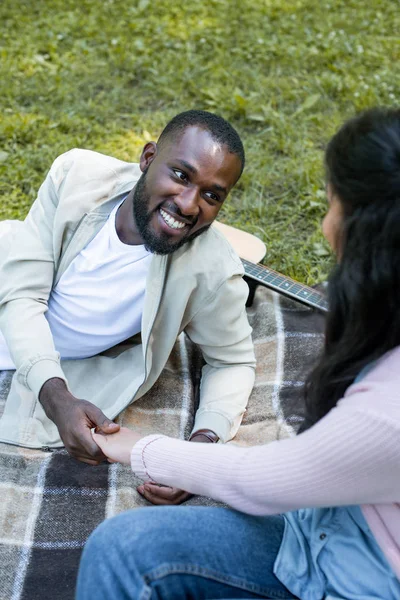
left=137, top=485, right=173, bottom=506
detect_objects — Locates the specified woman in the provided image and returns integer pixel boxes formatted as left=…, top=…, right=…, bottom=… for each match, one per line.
left=75, top=108, right=400, bottom=600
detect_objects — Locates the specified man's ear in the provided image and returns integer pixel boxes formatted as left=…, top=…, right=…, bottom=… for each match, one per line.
left=139, top=141, right=158, bottom=172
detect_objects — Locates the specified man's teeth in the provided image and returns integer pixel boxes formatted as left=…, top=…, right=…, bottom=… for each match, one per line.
left=160, top=208, right=186, bottom=230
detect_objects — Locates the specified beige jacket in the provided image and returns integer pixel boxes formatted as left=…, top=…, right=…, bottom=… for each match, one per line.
left=0, top=149, right=255, bottom=449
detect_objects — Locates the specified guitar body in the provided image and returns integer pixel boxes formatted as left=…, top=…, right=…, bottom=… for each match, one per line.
left=213, top=221, right=267, bottom=263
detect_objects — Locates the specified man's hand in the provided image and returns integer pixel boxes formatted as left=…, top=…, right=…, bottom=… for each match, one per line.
left=138, top=430, right=219, bottom=506
left=39, top=378, right=120, bottom=465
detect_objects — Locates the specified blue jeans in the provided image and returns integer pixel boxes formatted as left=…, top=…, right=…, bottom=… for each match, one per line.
left=76, top=506, right=297, bottom=600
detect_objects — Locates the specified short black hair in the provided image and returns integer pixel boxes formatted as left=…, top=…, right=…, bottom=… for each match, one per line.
left=157, top=109, right=245, bottom=175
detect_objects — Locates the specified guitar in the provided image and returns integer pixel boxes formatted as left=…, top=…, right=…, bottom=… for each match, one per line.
left=213, top=221, right=328, bottom=314
left=242, top=259, right=328, bottom=313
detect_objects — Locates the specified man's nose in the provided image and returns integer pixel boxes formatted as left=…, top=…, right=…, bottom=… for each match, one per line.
left=174, top=187, right=200, bottom=216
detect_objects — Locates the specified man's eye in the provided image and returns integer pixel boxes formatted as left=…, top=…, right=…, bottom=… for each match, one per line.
left=173, top=169, right=187, bottom=182
left=205, top=192, right=219, bottom=203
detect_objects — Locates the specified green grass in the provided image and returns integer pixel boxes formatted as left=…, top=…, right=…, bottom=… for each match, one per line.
left=1, top=0, right=399, bottom=283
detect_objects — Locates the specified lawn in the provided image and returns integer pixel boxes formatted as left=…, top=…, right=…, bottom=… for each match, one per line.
left=0, top=0, right=399, bottom=283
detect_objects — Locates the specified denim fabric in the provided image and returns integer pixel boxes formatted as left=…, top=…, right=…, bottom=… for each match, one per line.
left=76, top=506, right=297, bottom=600
left=275, top=505, right=400, bottom=600
left=273, top=362, right=400, bottom=600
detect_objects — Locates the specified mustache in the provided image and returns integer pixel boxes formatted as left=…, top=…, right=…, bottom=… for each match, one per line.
left=158, top=201, right=198, bottom=227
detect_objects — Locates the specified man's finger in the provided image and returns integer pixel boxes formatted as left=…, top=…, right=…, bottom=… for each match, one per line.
left=98, top=421, right=120, bottom=433
left=89, top=407, right=120, bottom=434
left=69, top=445, right=104, bottom=465
left=72, top=455, right=103, bottom=466
left=71, top=442, right=104, bottom=462
left=77, top=425, right=108, bottom=460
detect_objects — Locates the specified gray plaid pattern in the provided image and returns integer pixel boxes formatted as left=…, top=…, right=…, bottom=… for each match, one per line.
left=0, top=286, right=324, bottom=599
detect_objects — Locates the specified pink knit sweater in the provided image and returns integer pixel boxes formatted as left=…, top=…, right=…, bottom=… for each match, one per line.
left=131, top=346, right=400, bottom=580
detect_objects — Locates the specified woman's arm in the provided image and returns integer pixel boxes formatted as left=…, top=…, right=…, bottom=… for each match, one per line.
left=128, top=402, right=400, bottom=514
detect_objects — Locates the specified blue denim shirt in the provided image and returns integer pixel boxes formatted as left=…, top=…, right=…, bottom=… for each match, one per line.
left=273, top=364, right=400, bottom=600
left=274, top=505, right=400, bottom=599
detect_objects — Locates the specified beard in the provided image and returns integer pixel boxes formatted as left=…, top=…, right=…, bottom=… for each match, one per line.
left=132, top=170, right=211, bottom=255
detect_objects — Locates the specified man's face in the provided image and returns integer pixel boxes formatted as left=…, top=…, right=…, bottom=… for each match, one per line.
left=132, top=126, right=242, bottom=254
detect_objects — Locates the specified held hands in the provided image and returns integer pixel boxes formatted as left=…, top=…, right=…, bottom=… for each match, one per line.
left=91, top=426, right=191, bottom=504
left=40, top=375, right=218, bottom=507
left=90, top=427, right=218, bottom=506
left=39, top=377, right=120, bottom=465
left=92, top=427, right=192, bottom=504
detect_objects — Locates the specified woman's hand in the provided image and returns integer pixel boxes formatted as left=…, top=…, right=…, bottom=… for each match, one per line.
left=91, top=426, right=143, bottom=465
left=137, top=483, right=193, bottom=505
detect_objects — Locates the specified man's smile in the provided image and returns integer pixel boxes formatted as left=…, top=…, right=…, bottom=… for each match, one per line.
left=159, top=208, right=187, bottom=230
left=157, top=207, right=197, bottom=236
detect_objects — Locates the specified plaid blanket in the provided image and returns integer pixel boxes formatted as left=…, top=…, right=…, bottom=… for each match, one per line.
left=0, top=286, right=325, bottom=600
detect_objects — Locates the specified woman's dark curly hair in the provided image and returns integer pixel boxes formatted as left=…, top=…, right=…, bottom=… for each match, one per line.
left=302, top=107, right=400, bottom=429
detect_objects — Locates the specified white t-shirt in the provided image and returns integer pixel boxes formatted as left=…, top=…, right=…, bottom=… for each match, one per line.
left=0, top=201, right=152, bottom=370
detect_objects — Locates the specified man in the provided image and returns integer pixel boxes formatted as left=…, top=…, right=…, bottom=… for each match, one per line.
left=0, top=110, right=255, bottom=504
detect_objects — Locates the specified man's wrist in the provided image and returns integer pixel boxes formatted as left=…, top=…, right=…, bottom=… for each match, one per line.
left=39, top=377, right=71, bottom=419
left=189, top=429, right=219, bottom=444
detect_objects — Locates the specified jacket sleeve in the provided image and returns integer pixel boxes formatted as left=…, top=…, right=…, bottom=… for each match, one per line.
left=0, top=152, right=72, bottom=398
left=184, top=272, right=256, bottom=442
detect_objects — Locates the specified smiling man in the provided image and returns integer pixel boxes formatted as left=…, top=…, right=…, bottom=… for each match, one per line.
left=0, top=110, right=255, bottom=504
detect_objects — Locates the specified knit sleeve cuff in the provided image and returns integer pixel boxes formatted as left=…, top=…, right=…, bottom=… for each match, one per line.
left=130, top=434, right=167, bottom=481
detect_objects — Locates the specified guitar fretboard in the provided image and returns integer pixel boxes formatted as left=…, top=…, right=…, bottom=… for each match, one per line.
left=242, top=259, right=328, bottom=313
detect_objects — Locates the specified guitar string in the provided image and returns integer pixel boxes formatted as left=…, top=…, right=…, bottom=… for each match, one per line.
left=242, top=259, right=328, bottom=312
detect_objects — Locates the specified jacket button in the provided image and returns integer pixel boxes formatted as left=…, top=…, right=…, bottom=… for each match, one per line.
left=319, top=533, right=327, bottom=540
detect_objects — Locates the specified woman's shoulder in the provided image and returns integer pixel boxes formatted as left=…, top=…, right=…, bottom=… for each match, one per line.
left=341, top=346, right=400, bottom=415
left=356, top=346, right=400, bottom=385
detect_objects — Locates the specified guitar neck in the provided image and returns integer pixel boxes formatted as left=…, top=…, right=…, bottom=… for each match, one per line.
left=242, top=259, right=329, bottom=313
